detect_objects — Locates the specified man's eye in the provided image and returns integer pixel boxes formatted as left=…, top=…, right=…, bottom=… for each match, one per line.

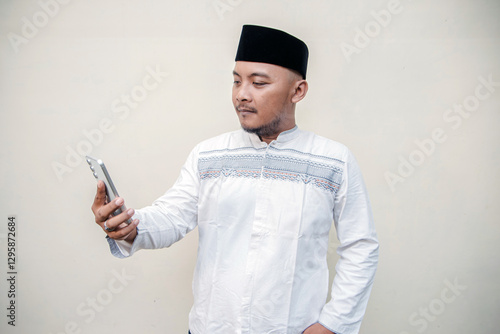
left=233, top=80, right=241, bottom=84
left=253, top=82, right=266, bottom=86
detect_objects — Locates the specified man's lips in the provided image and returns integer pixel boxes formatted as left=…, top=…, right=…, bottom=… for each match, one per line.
left=236, top=106, right=257, bottom=113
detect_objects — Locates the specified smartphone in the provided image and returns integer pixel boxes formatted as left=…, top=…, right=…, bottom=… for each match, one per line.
left=85, top=156, right=132, bottom=224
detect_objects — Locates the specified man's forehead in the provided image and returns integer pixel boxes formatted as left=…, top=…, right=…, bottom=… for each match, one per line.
left=233, top=61, right=290, bottom=77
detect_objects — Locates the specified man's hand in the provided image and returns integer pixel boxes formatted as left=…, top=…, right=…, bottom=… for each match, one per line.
left=91, top=180, right=139, bottom=243
left=303, top=323, right=335, bottom=334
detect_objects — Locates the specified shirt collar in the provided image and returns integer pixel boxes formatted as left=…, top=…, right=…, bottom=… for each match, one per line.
left=246, top=125, right=300, bottom=147
left=276, top=125, right=300, bottom=143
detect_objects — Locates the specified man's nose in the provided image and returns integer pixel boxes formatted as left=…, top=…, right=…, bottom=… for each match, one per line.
left=236, top=84, right=252, bottom=102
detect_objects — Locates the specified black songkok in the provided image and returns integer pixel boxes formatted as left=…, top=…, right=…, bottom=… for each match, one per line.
left=235, top=25, right=309, bottom=79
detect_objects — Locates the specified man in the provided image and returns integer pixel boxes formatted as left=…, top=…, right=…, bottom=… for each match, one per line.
left=92, top=25, right=379, bottom=334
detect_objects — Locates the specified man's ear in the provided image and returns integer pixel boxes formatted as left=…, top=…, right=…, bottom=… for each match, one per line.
left=291, top=80, right=308, bottom=103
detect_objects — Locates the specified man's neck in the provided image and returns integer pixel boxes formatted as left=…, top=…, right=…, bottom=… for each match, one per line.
left=259, top=124, right=296, bottom=144
left=259, top=134, right=278, bottom=144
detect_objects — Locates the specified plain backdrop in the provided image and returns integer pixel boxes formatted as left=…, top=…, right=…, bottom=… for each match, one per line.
left=1, top=0, right=499, bottom=333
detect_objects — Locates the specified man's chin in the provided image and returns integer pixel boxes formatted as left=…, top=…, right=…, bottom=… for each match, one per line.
left=241, top=124, right=279, bottom=138
left=239, top=119, right=260, bottom=133
left=241, top=125, right=259, bottom=134
left=239, top=114, right=283, bottom=138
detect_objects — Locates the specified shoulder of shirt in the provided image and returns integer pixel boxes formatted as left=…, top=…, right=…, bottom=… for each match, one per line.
left=297, top=129, right=352, bottom=162
left=191, top=129, right=247, bottom=152
left=300, top=129, right=348, bottom=149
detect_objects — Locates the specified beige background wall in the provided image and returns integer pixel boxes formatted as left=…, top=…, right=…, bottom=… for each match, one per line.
left=1, top=0, right=499, bottom=333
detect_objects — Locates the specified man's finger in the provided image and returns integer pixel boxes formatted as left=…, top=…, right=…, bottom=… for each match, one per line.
left=91, top=180, right=107, bottom=212
left=95, top=197, right=126, bottom=224
left=103, top=207, right=135, bottom=231
left=107, top=219, right=139, bottom=241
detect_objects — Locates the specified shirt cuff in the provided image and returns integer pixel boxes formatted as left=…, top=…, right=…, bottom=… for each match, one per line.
left=106, top=236, right=133, bottom=259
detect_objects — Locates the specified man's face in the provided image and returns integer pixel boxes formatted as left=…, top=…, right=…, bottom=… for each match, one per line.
left=232, top=61, right=299, bottom=138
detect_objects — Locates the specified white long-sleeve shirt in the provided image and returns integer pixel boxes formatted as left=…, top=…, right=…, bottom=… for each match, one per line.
left=108, top=126, right=379, bottom=334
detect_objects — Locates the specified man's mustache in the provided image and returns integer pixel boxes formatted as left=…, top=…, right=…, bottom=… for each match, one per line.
left=236, top=105, right=257, bottom=113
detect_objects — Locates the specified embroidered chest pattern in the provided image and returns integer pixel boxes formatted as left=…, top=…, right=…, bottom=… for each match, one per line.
left=198, top=147, right=344, bottom=194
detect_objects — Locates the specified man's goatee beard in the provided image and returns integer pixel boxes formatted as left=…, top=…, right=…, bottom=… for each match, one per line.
left=242, top=114, right=283, bottom=138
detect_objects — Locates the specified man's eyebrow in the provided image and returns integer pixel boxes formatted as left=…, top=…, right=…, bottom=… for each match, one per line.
left=232, top=70, right=271, bottom=79
left=249, top=72, right=271, bottom=79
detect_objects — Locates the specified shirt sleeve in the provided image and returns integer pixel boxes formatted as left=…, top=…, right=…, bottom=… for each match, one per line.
left=318, top=149, right=379, bottom=334
left=106, top=145, right=200, bottom=259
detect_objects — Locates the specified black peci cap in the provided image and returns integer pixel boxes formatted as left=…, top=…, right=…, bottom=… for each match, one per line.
left=235, top=25, right=309, bottom=79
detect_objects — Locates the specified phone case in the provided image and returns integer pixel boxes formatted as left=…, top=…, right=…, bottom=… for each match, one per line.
left=85, top=156, right=132, bottom=224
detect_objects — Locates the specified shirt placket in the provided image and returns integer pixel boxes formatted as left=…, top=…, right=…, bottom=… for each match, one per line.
left=240, top=141, right=276, bottom=333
